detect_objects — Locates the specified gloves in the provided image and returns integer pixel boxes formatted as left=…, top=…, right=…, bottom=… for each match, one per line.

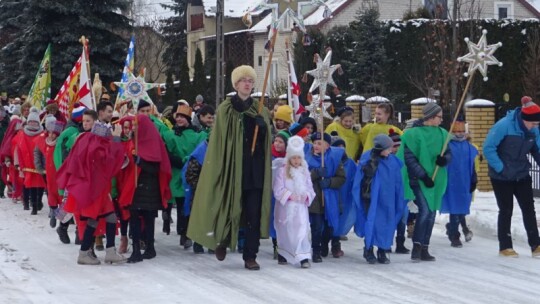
left=436, top=155, right=448, bottom=167
left=422, top=176, right=434, bottom=188
left=470, top=182, right=477, bottom=193
left=319, top=178, right=331, bottom=189
left=314, top=167, right=327, bottom=178
left=254, top=115, right=266, bottom=129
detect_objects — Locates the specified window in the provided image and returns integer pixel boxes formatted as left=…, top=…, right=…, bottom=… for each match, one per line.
left=494, top=2, right=513, bottom=19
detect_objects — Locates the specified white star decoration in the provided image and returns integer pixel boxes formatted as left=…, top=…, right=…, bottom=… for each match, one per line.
left=457, top=29, right=503, bottom=81
left=306, top=51, right=340, bottom=94
left=305, top=95, right=332, bottom=120
left=114, top=73, right=159, bottom=109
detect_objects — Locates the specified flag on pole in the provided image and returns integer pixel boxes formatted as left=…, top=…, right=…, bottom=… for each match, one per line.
left=78, top=44, right=94, bottom=109
left=27, top=44, right=52, bottom=110
left=115, top=35, right=135, bottom=108
left=56, top=56, right=82, bottom=121
left=288, top=53, right=305, bottom=121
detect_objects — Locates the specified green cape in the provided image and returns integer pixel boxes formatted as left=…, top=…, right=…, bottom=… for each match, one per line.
left=187, top=98, right=272, bottom=250
left=397, top=126, right=448, bottom=211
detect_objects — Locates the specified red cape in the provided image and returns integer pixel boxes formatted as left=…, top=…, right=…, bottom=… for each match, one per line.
left=0, top=118, right=22, bottom=162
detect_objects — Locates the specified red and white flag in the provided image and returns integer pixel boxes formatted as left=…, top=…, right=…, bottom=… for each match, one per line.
left=55, top=56, right=82, bottom=121
left=78, top=45, right=94, bottom=109
left=288, top=54, right=305, bottom=121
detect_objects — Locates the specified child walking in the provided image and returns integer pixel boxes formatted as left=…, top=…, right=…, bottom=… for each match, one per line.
left=273, top=136, right=316, bottom=268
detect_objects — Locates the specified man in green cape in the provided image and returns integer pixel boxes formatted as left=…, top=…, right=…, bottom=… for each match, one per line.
left=397, top=102, right=450, bottom=262
left=187, top=65, right=272, bottom=270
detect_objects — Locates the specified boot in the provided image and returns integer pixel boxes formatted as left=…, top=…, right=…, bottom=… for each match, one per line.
left=277, top=254, right=287, bottom=265
left=104, top=247, right=127, bottom=264
left=30, top=201, right=37, bottom=215
left=445, top=222, right=451, bottom=241
left=74, top=229, right=81, bottom=245
left=411, top=243, right=422, bottom=262
left=127, top=242, right=143, bottom=263
left=118, top=236, right=128, bottom=254
left=450, top=235, right=463, bottom=248
left=215, top=245, right=227, bottom=261
left=77, top=249, right=100, bottom=265
left=244, top=259, right=260, bottom=270
left=193, top=242, right=204, bottom=254
left=377, top=248, right=391, bottom=264
left=395, top=236, right=410, bottom=254
left=312, top=252, right=323, bottom=263
left=38, top=200, right=43, bottom=211
left=321, top=243, right=329, bottom=258
left=23, top=200, right=29, bottom=210
left=95, top=235, right=104, bottom=251
left=331, top=243, right=344, bottom=258
left=162, top=219, right=170, bottom=235
left=363, top=247, right=377, bottom=264
left=406, top=223, right=415, bottom=238
left=300, top=259, right=311, bottom=268
left=463, top=226, right=473, bottom=242
left=56, top=225, right=70, bottom=244
left=142, top=246, right=156, bottom=260
left=183, top=236, right=193, bottom=250
left=49, top=208, right=57, bottom=228
left=421, top=245, right=436, bottom=261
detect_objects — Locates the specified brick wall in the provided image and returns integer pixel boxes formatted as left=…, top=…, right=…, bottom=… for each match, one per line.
left=465, top=104, right=495, bottom=192
left=346, top=101, right=361, bottom=124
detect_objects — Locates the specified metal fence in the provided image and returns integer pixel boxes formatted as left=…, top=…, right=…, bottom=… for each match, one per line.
left=528, top=154, right=540, bottom=197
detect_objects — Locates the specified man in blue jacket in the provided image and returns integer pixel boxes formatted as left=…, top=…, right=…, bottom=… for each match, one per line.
left=484, top=96, right=540, bottom=258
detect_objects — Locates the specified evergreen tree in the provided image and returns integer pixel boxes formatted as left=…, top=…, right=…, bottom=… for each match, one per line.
left=326, top=26, right=354, bottom=94
left=163, top=71, right=177, bottom=106
left=191, top=48, right=206, bottom=102
left=178, top=56, right=191, bottom=101
left=0, top=0, right=132, bottom=96
left=292, top=29, right=325, bottom=104
left=160, top=0, right=187, bottom=79
left=346, top=8, right=388, bottom=96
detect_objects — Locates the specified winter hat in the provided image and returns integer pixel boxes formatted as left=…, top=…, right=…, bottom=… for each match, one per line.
left=289, top=122, right=309, bottom=138
left=275, top=130, right=291, bottom=145
left=373, top=134, right=394, bottom=151
left=27, top=107, right=40, bottom=124
left=11, top=104, right=21, bottom=116
left=91, top=121, right=112, bottom=138
left=48, top=120, right=65, bottom=136
left=286, top=136, right=305, bottom=161
left=137, top=99, right=151, bottom=111
left=177, top=99, right=189, bottom=107
left=520, top=96, right=540, bottom=122
left=311, top=132, right=331, bottom=145
left=71, top=103, right=86, bottom=122
left=388, top=129, right=401, bottom=146
left=274, top=105, right=293, bottom=123
left=422, top=102, right=442, bottom=120
left=300, top=116, right=317, bottom=130
left=231, top=65, right=257, bottom=88
left=336, top=106, right=354, bottom=117
left=173, top=105, right=193, bottom=121
left=330, top=131, right=346, bottom=147
left=195, top=95, right=204, bottom=103
left=45, top=115, right=57, bottom=131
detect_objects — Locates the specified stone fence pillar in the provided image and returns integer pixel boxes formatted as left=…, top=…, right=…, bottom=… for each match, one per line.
left=410, top=97, right=437, bottom=120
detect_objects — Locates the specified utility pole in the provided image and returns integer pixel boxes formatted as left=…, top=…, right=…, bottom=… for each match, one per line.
left=451, top=0, right=458, bottom=113
left=215, top=0, right=225, bottom=107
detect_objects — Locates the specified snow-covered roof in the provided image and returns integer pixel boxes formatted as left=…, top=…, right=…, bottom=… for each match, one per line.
left=366, top=96, right=389, bottom=103
left=312, top=94, right=331, bottom=101
left=251, top=13, right=272, bottom=33
left=251, top=92, right=269, bottom=97
left=304, top=0, right=348, bottom=26
left=202, top=0, right=266, bottom=18
left=345, top=95, right=365, bottom=102
left=465, top=99, right=495, bottom=107
left=411, top=97, right=437, bottom=105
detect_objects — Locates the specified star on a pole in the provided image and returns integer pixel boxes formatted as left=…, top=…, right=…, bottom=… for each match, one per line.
left=306, top=95, right=332, bottom=120
left=457, top=29, right=503, bottom=81
left=306, top=51, right=340, bottom=94
left=114, top=72, right=159, bottom=109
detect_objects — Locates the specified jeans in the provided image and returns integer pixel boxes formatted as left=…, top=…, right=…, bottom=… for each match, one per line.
left=411, top=187, right=436, bottom=246
left=491, top=177, right=540, bottom=251
left=310, top=213, right=339, bottom=254
left=448, top=214, right=466, bottom=238
left=396, top=208, right=409, bottom=238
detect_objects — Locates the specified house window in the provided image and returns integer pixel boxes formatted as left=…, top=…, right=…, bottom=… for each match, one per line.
left=494, top=2, right=513, bottom=19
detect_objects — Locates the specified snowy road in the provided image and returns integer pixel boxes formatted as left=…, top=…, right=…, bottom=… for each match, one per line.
left=1, top=196, right=540, bottom=304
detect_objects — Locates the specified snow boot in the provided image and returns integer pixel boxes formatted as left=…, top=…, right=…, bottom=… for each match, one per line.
left=193, top=242, right=204, bottom=254
left=411, top=243, right=422, bottom=262
left=162, top=220, right=170, bottom=235
left=104, top=247, right=127, bottom=264
left=30, top=201, right=37, bottom=215
left=499, top=248, right=519, bottom=257
left=277, top=254, right=287, bottom=265
left=395, top=236, right=410, bottom=254
left=312, top=252, right=323, bottom=263
left=127, top=242, right=143, bottom=263
left=77, top=249, right=100, bottom=265
left=532, top=246, right=540, bottom=258
left=142, top=246, right=156, bottom=260
left=95, top=235, right=104, bottom=251
left=56, top=225, right=70, bottom=244
left=301, top=259, right=311, bottom=268
left=363, top=247, right=377, bottom=264
left=23, top=199, right=29, bottom=210
left=377, top=248, right=390, bottom=264
left=450, top=235, right=463, bottom=248
left=421, top=245, right=436, bottom=261
left=331, top=243, right=344, bottom=258
left=182, top=236, right=193, bottom=250
left=244, top=259, right=260, bottom=270
left=321, top=243, right=329, bottom=258
left=118, top=236, right=128, bottom=254
left=49, top=208, right=57, bottom=228
left=463, top=226, right=473, bottom=242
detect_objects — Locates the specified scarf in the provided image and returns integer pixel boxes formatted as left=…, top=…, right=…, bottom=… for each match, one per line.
left=272, top=144, right=286, bottom=158
left=23, top=125, right=43, bottom=137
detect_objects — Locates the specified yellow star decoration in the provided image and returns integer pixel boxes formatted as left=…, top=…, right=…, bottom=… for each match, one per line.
left=457, top=29, right=503, bottom=81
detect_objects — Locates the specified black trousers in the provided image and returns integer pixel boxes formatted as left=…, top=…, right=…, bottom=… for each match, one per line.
left=491, top=176, right=540, bottom=251
left=130, top=210, right=156, bottom=251
left=241, top=189, right=262, bottom=261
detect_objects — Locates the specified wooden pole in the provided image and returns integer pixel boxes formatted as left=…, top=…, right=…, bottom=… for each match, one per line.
left=251, top=30, right=278, bottom=154
left=432, top=71, right=475, bottom=180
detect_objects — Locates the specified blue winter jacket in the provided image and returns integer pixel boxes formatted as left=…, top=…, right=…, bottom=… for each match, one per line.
left=483, top=108, right=540, bottom=181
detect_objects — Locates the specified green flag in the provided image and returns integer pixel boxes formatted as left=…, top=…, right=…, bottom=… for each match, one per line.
left=27, top=44, right=52, bottom=110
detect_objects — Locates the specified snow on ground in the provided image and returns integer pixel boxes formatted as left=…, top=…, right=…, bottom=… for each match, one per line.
left=1, top=192, right=540, bottom=304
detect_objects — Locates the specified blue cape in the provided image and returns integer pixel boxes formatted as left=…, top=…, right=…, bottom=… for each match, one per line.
left=441, top=140, right=478, bottom=214
left=337, top=157, right=358, bottom=236
left=182, top=141, right=208, bottom=216
left=305, top=146, right=345, bottom=233
left=352, top=151, right=405, bottom=249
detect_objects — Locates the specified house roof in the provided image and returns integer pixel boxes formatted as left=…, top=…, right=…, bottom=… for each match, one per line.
left=201, top=0, right=266, bottom=18
left=516, top=0, right=540, bottom=18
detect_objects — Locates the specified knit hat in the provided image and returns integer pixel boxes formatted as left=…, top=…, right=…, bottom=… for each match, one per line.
left=47, top=120, right=65, bottom=135
left=91, top=121, right=112, bottom=138
left=27, top=107, right=40, bottom=124
left=330, top=131, right=346, bottom=147
left=275, top=130, right=291, bottom=145
left=388, top=129, right=401, bottom=146
left=286, top=136, right=305, bottom=161
left=71, top=103, right=86, bottom=122
left=11, top=104, right=21, bottom=116
left=289, top=122, right=309, bottom=138
left=422, top=102, right=442, bottom=120
left=44, top=115, right=57, bottom=131
left=336, top=106, right=354, bottom=117
left=300, top=116, right=317, bottom=130
left=174, top=105, right=193, bottom=121
left=373, top=134, right=394, bottom=151
left=274, top=105, right=293, bottom=123
left=137, top=100, right=151, bottom=111
left=195, top=95, right=204, bottom=103
left=311, top=132, right=331, bottom=145
left=520, top=96, right=540, bottom=122
left=177, top=99, right=189, bottom=107
left=231, top=65, right=257, bottom=88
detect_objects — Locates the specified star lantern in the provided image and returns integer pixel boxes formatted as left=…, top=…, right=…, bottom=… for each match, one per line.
left=457, top=29, right=503, bottom=81
left=306, top=50, right=340, bottom=95
left=305, top=94, right=332, bottom=120
left=114, top=72, right=159, bottom=109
